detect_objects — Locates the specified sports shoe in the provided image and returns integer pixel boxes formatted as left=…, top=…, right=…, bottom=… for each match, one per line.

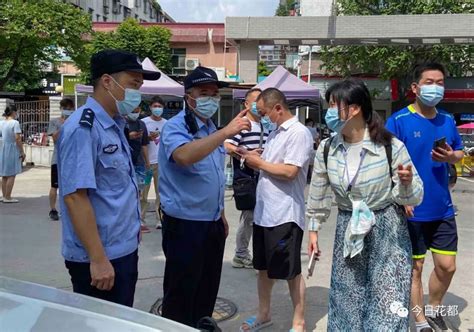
left=427, top=314, right=449, bottom=332
left=3, top=198, right=19, bottom=203
left=232, top=256, right=253, bottom=269
left=49, top=209, right=59, bottom=221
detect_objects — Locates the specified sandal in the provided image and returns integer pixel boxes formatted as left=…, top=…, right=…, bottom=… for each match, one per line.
left=239, top=316, right=273, bottom=332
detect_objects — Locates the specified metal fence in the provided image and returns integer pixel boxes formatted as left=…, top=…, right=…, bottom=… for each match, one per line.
left=14, top=100, right=50, bottom=145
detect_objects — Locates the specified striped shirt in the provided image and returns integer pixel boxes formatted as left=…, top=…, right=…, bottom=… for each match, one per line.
left=225, top=120, right=269, bottom=150
left=306, top=128, right=424, bottom=232
left=226, top=120, right=269, bottom=178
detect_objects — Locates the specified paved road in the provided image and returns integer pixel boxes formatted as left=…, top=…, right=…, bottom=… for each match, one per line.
left=1, top=167, right=473, bottom=331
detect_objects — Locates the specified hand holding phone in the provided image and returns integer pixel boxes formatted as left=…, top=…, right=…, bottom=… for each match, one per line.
left=307, top=250, right=319, bottom=279
left=235, top=147, right=249, bottom=157
left=433, top=137, right=446, bottom=150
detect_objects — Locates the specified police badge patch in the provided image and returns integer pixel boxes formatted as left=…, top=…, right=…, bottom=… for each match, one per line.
left=103, top=144, right=119, bottom=154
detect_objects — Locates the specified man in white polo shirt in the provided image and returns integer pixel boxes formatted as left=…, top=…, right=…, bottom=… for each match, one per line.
left=240, top=88, right=313, bottom=332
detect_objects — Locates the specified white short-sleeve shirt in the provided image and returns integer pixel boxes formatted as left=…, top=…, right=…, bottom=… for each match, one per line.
left=254, top=117, right=313, bottom=230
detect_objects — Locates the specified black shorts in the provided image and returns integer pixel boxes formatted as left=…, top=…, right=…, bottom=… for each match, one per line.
left=253, top=222, right=303, bottom=280
left=51, top=164, right=58, bottom=188
left=408, top=217, right=458, bottom=259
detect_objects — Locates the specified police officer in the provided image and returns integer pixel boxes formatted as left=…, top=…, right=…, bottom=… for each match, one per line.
left=57, top=50, right=160, bottom=306
left=158, top=66, right=251, bottom=327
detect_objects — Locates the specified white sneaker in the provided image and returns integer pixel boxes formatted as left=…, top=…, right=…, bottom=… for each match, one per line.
left=3, top=198, right=19, bottom=203
left=232, top=256, right=253, bottom=269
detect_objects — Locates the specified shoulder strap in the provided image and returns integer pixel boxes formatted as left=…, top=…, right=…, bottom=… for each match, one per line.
left=323, top=135, right=335, bottom=170
left=384, top=141, right=394, bottom=188
left=259, top=123, right=264, bottom=149
left=79, top=108, right=94, bottom=128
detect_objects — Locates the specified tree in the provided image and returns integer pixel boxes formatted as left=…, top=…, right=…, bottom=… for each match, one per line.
left=275, top=0, right=295, bottom=16
left=258, top=61, right=272, bottom=77
left=0, top=0, right=92, bottom=92
left=320, top=0, right=474, bottom=98
left=81, top=19, right=171, bottom=81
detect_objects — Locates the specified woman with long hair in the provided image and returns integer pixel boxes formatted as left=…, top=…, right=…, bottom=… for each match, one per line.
left=0, top=105, right=25, bottom=203
left=306, top=79, right=424, bottom=330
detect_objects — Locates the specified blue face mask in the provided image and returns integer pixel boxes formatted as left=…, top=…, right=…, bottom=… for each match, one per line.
left=194, top=96, right=220, bottom=119
left=127, top=113, right=140, bottom=121
left=250, top=102, right=260, bottom=117
left=62, top=110, right=74, bottom=118
left=151, top=107, right=163, bottom=117
left=419, top=84, right=444, bottom=107
left=261, top=115, right=275, bottom=131
left=325, top=107, right=345, bottom=133
left=108, top=77, right=142, bottom=116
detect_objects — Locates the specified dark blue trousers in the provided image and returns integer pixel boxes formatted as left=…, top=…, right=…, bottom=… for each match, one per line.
left=65, top=249, right=138, bottom=307
left=161, top=213, right=226, bottom=327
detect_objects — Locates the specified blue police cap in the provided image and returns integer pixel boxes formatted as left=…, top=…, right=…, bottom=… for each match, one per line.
left=184, top=66, right=229, bottom=90
left=91, top=49, right=161, bottom=81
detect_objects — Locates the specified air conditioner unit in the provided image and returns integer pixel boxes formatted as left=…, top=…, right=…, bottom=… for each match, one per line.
left=185, top=58, right=199, bottom=71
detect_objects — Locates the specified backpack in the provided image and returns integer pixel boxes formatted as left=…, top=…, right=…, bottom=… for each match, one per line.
left=323, top=136, right=395, bottom=188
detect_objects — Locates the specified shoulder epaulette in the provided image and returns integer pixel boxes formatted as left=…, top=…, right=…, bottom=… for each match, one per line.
left=79, top=108, right=95, bottom=128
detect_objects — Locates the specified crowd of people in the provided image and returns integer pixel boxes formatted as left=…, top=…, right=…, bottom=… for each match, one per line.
left=0, top=49, right=465, bottom=332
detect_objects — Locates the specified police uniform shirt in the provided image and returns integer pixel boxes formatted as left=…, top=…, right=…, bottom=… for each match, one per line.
left=158, top=109, right=225, bottom=222
left=57, top=96, right=140, bottom=262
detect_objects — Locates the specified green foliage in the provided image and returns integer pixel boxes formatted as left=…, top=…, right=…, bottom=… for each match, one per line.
left=82, top=19, right=171, bottom=82
left=320, top=0, right=474, bottom=97
left=0, top=0, right=92, bottom=92
left=275, top=0, right=295, bottom=16
left=258, top=61, right=272, bottom=77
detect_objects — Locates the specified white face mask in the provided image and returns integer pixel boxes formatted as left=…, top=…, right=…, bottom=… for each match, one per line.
left=127, top=113, right=140, bottom=121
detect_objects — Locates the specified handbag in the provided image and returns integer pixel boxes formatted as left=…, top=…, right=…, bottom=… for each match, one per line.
left=232, top=124, right=264, bottom=211
left=233, top=176, right=257, bottom=210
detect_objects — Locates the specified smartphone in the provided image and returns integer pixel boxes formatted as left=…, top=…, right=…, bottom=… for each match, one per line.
left=307, top=250, right=318, bottom=278
left=433, top=137, right=447, bottom=150
left=235, top=147, right=248, bottom=157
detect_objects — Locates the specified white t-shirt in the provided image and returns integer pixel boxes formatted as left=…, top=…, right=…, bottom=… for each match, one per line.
left=142, top=116, right=167, bottom=165
left=343, top=140, right=364, bottom=183
left=254, top=117, right=313, bottom=230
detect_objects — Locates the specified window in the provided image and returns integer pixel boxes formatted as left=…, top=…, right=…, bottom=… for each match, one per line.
left=96, top=14, right=101, bottom=21
left=88, top=8, right=94, bottom=16
left=124, top=7, right=131, bottom=18
left=171, top=48, right=186, bottom=76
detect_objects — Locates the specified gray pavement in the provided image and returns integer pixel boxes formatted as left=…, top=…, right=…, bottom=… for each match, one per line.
left=1, top=166, right=473, bottom=331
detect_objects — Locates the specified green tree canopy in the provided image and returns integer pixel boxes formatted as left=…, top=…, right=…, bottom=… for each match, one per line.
left=320, top=0, right=474, bottom=97
left=82, top=19, right=171, bottom=82
left=0, top=0, right=92, bottom=92
left=258, top=61, right=272, bottom=77
left=275, top=0, right=296, bottom=16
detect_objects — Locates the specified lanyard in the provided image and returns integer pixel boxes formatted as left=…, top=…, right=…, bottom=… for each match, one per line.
left=343, top=148, right=367, bottom=194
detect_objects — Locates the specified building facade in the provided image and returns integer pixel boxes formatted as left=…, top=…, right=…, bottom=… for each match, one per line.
left=64, top=0, right=174, bottom=23
left=92, top=22, right=238, bottom=80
